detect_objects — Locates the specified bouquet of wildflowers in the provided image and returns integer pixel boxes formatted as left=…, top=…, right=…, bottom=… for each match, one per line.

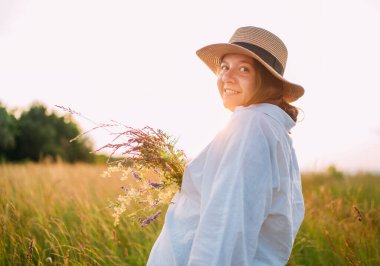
left=56, top=106, right=187, bottom=226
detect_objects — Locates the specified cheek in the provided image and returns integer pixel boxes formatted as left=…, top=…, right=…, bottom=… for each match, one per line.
left=245, top=82, right=256, bottom=96
left=244, top=77, right=257, bottom=94
left=241, top=79, right=257, bottom=102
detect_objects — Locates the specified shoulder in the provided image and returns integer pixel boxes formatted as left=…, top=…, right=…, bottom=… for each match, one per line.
left=228, top=105, right=279, bottom=139
left=216, top=106, right=278, bottom=152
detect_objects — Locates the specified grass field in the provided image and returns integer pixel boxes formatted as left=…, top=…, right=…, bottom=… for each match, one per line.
left=1, top=164, right=379, bottom=265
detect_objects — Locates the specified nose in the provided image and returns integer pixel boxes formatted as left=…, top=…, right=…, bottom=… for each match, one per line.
left=220, top=69, right=235, bottom=83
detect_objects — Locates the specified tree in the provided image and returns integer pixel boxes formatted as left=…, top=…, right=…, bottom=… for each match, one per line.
left=10, top=104, right=94, bottom=163
left=0, top=104, right=17, bottom=162
left=51, top=113, right=94, bottom=163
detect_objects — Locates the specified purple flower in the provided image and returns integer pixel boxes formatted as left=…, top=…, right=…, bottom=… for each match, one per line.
left=152, top=210, right=161, bottom=219
left=141, top=210, right=162, bottom=226
left=132, top=170, right=142, bottom=181
left=142, top=218, right=152, bottom=226
left=148, top=180, right=163, bottom=188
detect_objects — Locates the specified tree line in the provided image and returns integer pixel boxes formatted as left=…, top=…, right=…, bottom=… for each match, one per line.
left=0, top=103, right=94, bottom=163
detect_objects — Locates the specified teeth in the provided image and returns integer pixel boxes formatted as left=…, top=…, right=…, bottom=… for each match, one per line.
left=224, top=89, right=239, bottom=95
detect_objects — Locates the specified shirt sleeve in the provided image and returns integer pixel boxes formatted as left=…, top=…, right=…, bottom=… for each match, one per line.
left=188, top=110, right=274, bottom=266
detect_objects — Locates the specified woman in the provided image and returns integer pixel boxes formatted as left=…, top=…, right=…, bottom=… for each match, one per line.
left=147, top=26, right=305, bottom=266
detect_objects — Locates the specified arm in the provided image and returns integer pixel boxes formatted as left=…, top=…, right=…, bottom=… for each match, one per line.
left=188, top=113, right=274, bottom=266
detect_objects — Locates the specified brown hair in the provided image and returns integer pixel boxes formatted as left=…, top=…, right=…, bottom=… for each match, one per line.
left=249, top=59, right=299, bottom=122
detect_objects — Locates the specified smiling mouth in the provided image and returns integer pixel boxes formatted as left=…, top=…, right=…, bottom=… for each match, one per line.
left=224, top=89, right=240, bottom=95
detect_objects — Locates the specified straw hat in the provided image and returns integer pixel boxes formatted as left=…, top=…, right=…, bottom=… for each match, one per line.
left=196, top=26, right=304, bottom=103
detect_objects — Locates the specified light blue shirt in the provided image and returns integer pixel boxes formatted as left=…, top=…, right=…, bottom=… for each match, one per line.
left=147, top=103, right=305, bottom=266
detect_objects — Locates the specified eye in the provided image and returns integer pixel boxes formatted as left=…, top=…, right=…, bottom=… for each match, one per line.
left=239, top=66, right=249, bottom=72
left=219, top=64, right=228, bottom=71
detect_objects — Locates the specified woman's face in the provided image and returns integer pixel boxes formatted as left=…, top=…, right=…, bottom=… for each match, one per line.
left=217, top=53, right=258, bottom=111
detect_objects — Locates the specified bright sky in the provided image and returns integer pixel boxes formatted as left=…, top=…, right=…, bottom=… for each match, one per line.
left=1, top=0, right=379, bottom=172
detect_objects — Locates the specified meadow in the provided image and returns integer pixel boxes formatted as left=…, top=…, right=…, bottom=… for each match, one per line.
left=0, top=164, right=379, bottom=265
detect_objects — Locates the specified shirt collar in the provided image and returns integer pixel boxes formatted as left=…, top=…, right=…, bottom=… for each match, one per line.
left=235, top=103, right=296, bottom=132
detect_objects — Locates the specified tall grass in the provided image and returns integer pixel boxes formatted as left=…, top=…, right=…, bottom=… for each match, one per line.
left=1, top=164, right=379, bottom=265
left=289, top=171, right=380, bottom=266
left=0, top=164, right=161, bottom=265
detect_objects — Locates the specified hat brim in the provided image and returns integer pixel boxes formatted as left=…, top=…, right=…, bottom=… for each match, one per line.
left=196, top=43, right=304, bottom=103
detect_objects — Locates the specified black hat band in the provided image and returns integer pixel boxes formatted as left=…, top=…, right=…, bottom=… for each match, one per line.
left=232, top=42, right=284, bottom=76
